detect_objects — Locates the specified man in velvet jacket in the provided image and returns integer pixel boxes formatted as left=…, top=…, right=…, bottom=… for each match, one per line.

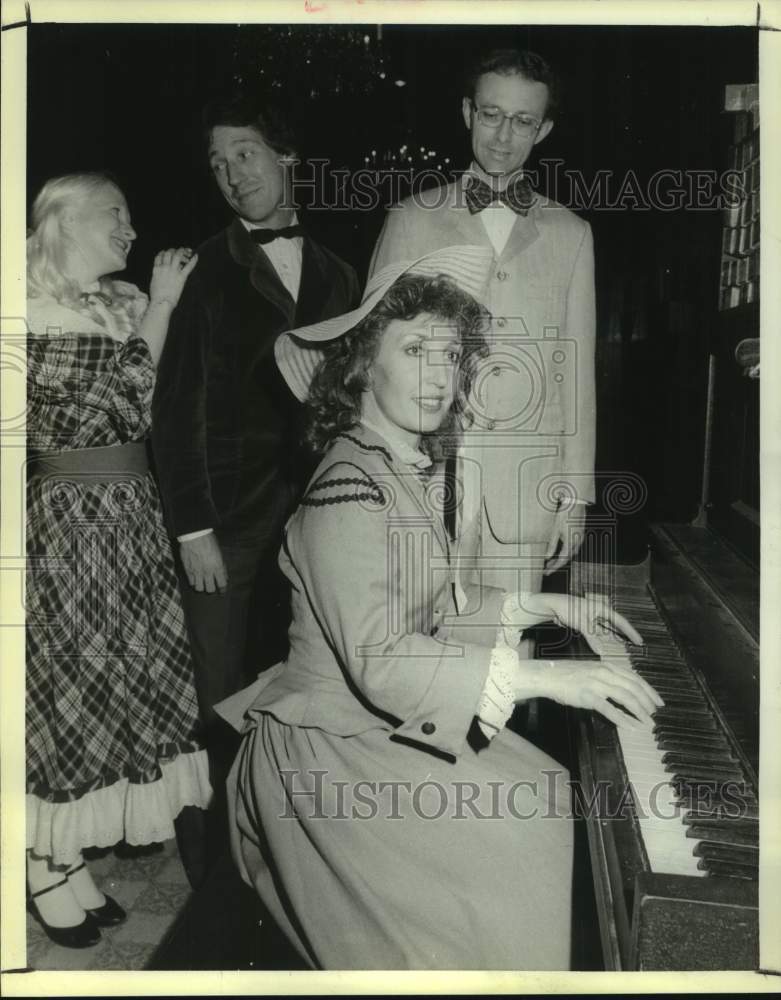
left=152, top=94, right=358, bottom=810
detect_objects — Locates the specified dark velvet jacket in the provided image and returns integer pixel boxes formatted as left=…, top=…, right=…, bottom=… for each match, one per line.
left=151, top=219, right=359, bottom=539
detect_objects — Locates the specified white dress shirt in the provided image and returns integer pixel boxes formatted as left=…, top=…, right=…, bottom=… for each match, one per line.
left=241, top=214, right=303, bottom=302
left=465, top=161, right=519, bottom=256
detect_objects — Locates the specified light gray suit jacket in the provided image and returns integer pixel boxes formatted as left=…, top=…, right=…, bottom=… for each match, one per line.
left=370, top=177, right=596, bottom=546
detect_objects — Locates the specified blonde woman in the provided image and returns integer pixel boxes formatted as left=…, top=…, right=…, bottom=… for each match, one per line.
left=25, top=173, right=210, bottom=948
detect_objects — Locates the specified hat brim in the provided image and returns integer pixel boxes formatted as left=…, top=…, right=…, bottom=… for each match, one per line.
left=275, top=243, right=494, bottom=403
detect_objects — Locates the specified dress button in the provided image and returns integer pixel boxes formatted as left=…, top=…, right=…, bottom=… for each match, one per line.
left=496, top=269, right=508, bottom=281
left=492, top=366, right=501, bottom=376
left=487, top=419, right=496, bottom=430
left=421, top=721, right=436, bottom=735
left=496, top=317, right=507, bottom=328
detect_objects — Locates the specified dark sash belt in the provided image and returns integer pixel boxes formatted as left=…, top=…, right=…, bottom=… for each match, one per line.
left=28, top=441, right=149, bottom=481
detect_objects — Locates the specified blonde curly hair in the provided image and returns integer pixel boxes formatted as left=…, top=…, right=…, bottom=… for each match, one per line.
left=27, top=172, right=144, bottom=332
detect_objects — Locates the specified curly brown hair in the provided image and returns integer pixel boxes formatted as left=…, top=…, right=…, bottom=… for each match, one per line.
left=305, top=273, right=489, bottom=457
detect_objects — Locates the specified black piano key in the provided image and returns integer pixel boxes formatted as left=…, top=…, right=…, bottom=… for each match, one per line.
left=694, top=842, right=759, bottom=867
left=636, top=674, right=700, bottom=688
left=698, top=858, right=758, bottom=880
left=671, top=767, right=748, bottom=786
left=657, top=730, right=729, bottom=745
left=633, top=659, right=688, bottom=673
left=682, top=810, right=759, bottom=828
left=674, top=779, right=756, bottom=801
left=681, top=803, right=759, bottom=834
left=637, top=655, right=684, bottom=664
left=654, top=709, right=717, bottom=725
left=662, top=750, right=740, bottom=768
left=686, top=825, right=758, bottom=849
left=652, top=710, right=711, bottom=724
left=654, top=719, right=720, bottom=735
left=674, top=782, right=759, bottom=819
left=652, top=693, right=709, bottom=706
left=658, top=737, right=731, bottom=754
left=636, top=678, right=701, bottom=694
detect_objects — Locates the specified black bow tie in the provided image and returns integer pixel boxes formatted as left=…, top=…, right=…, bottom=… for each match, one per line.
left=249, top=224, right=304, bottom=246
left=464, top=175, right=536, bottom=216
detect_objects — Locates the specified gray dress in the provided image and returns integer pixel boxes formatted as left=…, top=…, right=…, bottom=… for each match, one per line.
left=218, top=425, right=573, bottom=970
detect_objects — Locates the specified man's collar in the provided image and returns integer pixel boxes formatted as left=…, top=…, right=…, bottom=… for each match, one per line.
left=239, top=212, right=299, bottom=233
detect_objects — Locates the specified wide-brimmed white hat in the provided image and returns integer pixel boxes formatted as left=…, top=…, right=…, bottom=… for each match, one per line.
left=275, top=244, right=494, bottom=402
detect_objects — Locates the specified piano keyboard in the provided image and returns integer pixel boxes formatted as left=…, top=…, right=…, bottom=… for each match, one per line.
left=585, top=591, right=759, bottom=881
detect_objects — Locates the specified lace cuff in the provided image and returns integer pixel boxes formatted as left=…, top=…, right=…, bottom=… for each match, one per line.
left=476, top=644, right=520, bottom=739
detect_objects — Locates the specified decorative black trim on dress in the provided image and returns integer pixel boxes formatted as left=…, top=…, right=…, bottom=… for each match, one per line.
left=335, top=432, right=394, bottom=464
left=308, top=477, right=378, bottom=492
left=301, top=489, right=386, bottom=508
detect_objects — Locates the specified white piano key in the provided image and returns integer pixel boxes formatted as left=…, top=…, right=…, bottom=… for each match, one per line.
left=587, top=621, right=705, bottom=878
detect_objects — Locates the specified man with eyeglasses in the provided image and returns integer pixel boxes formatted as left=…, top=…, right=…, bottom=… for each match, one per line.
left=370, top=48, right=595, bottom=611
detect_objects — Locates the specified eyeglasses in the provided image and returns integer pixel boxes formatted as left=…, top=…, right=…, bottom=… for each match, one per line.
left=470, top=101, right=542, bottom=138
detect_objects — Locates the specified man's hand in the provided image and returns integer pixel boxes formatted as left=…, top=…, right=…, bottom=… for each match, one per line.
left=180, top=533, right=228, bottom=594
left=543, top=503, right=588, bottom=576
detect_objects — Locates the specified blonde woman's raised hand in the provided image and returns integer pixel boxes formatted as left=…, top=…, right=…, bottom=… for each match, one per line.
left=149, top=247, right=198, bottom=309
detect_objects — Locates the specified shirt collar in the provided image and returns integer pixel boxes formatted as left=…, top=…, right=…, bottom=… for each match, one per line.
left=360, top=419, right=433, bottom=470
left=239, top=212, right=299, bottom=233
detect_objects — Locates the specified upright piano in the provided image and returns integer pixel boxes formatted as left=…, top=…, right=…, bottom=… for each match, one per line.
left=568, top=524, right=759, bottom=971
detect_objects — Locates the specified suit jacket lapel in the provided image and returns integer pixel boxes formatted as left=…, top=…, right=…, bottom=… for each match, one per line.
left=227, top=218, right=296, bottom=325
left=447, top=178, right=496, bottom=251
left=447, top=176, right=542, bottom=263
left=499, top=207, right=540, bottom=264
left=293, top=238, right=330, bottom=328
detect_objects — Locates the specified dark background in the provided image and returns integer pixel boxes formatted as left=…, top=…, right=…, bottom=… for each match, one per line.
left=27, top=22, right=759, bottom=559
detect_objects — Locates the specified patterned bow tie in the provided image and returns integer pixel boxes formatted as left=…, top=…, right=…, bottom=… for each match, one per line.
left=250, top=224, right=305, bottom=246
left=464, top=175, right=536, bottom=216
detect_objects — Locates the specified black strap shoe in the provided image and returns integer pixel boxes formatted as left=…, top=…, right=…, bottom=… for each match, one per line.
left=27, top=878, right=101, bottom=949
left=83, top=894, right=127, bottom=927
left=65, top=862, right=128, bottom=926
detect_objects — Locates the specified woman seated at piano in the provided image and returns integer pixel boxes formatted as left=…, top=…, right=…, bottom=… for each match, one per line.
left=216, top=245, right=662, bottom=970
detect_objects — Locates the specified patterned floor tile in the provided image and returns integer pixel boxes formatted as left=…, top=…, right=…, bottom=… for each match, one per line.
left=95, top=876, right=147, bottom=909
left=109, top=912, right=173, bottom=946
left=85, top=852, right=120, bottom=879
left=132, top=881, right=191, bottom=916
left=112, top=940, right=153, bottom=970
left=88, top=938, right=150, bottom=971
left=24, top=928, right=53, bottom=967
left=156, top=855, right=189, bottom=885
left=30, top=938, right=102, bottom=970
left=108, top=855, right=170, bottom=882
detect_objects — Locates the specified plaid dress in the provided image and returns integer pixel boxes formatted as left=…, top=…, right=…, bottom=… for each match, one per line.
left=25, top=287, right=211, bottom=866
